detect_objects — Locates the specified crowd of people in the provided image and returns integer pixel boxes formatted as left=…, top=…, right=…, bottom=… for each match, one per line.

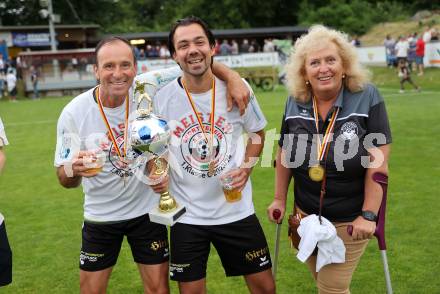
left=133, top=38, right=281, bottom=59
left=384, top=26, right=438, bottom=71
left=383, top=26, right=438, bottom=92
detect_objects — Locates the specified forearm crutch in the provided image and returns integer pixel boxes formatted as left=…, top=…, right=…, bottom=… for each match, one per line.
left=348, top=172, right=393, bottom=294
left=272, top=209, right=282, bottom=280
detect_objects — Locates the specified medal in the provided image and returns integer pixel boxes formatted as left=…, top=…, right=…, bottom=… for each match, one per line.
left=310, top=96, right=340, bottom=182
left=182, top=78, right=216, bottom=176
left=309, top=165, right=324, bottom=182
left=96, top=86, right=129, bottom=185
left=208, top=161, right=215, bottom=177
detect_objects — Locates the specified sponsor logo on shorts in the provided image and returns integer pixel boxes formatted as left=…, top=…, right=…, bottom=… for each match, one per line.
left=259, top=256, right=269, bottom=267
left=150, top=239, right=168, bottom=251
left=245, top=246, right=270, bottom=267
left=79, top=251, right=104, bottom=265
left=169, top=263, right=190, bottom=276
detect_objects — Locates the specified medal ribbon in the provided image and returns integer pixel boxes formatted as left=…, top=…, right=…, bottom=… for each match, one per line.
left=312, top=96, right=340, bottom=161
left=181, top=77, right=216, bottom=158
left=96, top=86, right=129, bottom=161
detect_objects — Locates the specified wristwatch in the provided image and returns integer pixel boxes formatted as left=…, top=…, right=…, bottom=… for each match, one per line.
left=361, top=210, right=377, bottom=222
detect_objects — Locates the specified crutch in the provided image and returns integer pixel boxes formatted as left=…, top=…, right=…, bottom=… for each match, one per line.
left=348, top=172, right=393, bottom=294
left=272, top=209, right=282, bottom=279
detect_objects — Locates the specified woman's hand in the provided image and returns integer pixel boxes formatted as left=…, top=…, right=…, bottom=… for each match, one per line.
left=350, top=216, right=376, bottom=240
left=267, top=198, right=286, bottom=223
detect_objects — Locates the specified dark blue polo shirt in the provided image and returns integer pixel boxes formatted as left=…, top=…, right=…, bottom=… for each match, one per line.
left=279, top=84, right=392, bottom=222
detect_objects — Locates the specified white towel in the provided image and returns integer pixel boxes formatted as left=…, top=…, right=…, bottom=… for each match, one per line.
left=296, top=214, right=346, bottom=272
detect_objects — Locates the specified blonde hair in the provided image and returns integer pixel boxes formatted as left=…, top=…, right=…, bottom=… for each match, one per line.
left=285, top=25, right=370, bottom=102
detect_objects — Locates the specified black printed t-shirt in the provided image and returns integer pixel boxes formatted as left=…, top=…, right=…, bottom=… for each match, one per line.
left=279, top=84, right=392, bottom=222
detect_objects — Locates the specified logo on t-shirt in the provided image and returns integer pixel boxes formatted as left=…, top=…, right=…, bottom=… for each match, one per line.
left=340, top=121, right=358, bottom=140
left=179, top=122, right=230, bottom=177
left=108, top=133, right=142, bottom=178
left=59, top=130, right=72, bottom=159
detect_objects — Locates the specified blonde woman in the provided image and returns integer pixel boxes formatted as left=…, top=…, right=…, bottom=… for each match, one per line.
left=267, top=25, right=392, bottom=293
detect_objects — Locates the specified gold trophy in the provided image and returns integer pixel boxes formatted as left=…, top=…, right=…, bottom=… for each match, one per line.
left=129, top=81, right=186, bottom=225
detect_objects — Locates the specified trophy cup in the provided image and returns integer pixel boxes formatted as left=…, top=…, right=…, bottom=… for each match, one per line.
left=129, top=81, right=186, bottom=226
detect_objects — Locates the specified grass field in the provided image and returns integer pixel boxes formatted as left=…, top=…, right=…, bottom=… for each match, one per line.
left=0, top=67, right=439, bottom=293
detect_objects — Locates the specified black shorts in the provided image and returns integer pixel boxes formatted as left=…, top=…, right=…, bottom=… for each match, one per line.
left=9, top=87, right=17, bottom=96
left=0, top=221, right=12, bottom=286
left=170, top=214, right=272, bottom=282
left=80, top=213, right=169, bottom=272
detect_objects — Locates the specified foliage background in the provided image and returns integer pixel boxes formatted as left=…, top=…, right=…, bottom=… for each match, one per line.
left=0, top=0, right=439, bottom=35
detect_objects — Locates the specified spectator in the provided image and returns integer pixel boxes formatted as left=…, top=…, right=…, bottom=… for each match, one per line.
left=0, top=72, right=5, bottom=99
left=0, top=54, right=4, bottom=74
left=139, top=48, right=146, bottom=60
left=30, top=66, right=39, bottom=100
left=351, top=35, right=361, bottom=47
left=6, top=69, right=17, bottom=102
left=422, top=26, right=432, bottom=43
left=431, top=27, right=439, bottom=41
left=415, top=35, right=425, bottom=76
left=154, top=44, right=161, bottom=58
left=263, top=38, right=275, bottom=52
left=159, top=44, right=170, bottom=58
left=240, top=39, right=250, bottom=53
left=219, top=39, right=232, bottom=55
left=250, top=39, right=260, bottom=52
left=395, top=35, right=409, bottom=64
left=398, top=59, right=420, bottom=93
left=384, top=35, right=396, bottom=67
left=145, top=44, right=154, bottom=57
left=133, top=46, right=141, bottom=60
left=407, top=33, right=417, bottom=71
left=231, top=39, right=239, bottom=55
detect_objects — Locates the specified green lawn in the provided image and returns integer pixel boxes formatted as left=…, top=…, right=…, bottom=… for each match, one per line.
left=0, top=67, right=439, bottom=293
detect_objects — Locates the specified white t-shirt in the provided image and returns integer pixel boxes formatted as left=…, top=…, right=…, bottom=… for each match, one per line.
left=54, top=67, right=181, bottom=222
left=6, top=73, right=16, bottom=92
left=422, top=30, right=431, bottom=43
left=0, top=117, right=8, bottom=147
left=395, top=41, right=409, bottom=58
left=154, top=77, right=267, bottom=225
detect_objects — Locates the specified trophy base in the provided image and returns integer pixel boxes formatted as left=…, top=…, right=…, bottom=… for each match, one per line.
left=149, top=205, right=186, bottom=226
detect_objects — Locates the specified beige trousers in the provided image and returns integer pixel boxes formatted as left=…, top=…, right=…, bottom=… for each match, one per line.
left=305, top=222, right=369, bottom=294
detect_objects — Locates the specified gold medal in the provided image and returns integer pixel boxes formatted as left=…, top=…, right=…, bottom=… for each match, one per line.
left=309, top=164, right=324, bottom=182
left=208, top=161, right=215, bottom=176
left=309, top=97, right=340, bottom=183
left=182, top=78, right=217, bottom=176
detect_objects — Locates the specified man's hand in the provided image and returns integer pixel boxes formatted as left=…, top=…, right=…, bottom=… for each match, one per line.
left=145, top=158, right=169, bottom=194
left=221, top=167, right=251, bottom=192
left=147, top=172, right=169, bottom=194
left=226, top=73, right=249, bottom=115
left=71, top=150, right=103, bottom=178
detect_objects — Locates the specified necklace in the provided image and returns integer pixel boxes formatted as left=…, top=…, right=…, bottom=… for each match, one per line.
left=96, top=86, right=129, bottom=185
left=181, top=77, right=216, bottom=176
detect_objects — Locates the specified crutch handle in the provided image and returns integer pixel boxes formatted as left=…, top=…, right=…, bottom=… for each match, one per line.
left=273, top=209, right=282, bottom=224
left=347, top=225, right=353, bottom=236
